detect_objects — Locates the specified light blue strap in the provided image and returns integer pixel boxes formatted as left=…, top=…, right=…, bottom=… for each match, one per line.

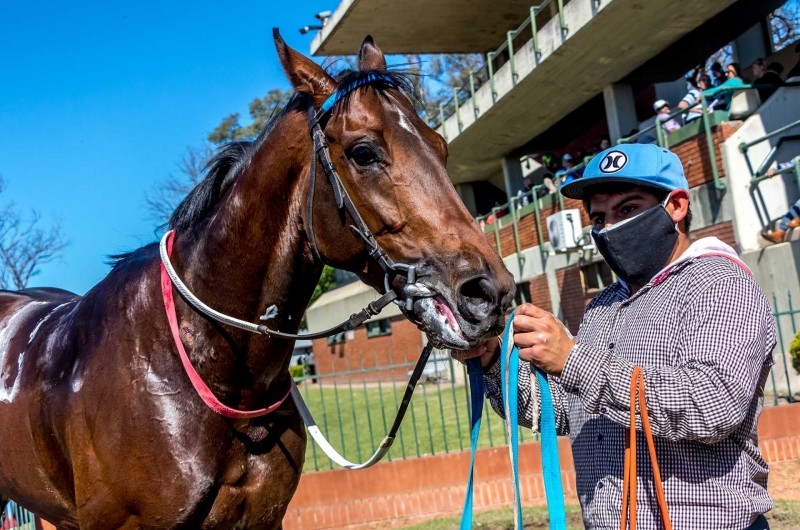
left=460, top=357, right=485, bottom=530
left=501, top=310, right=524, bottom=529
left=460, top=310, right=566, bottom=530
left=535, top=367, right=567, bottom=529
left=320, top=73, right=397, bottom=113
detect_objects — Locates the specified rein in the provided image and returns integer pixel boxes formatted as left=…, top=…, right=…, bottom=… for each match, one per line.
left=157, top=74, right=438, bottom=468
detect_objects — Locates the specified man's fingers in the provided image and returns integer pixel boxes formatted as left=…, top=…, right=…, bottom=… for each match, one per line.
left=514, top=331, right=548, bottom=349
left=512, top=314, right=551, bottom=333
left=515, top=303, right=550, bottom=319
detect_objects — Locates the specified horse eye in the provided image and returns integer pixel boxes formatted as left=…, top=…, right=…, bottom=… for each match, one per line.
left=348, top=145, right=379, bottom=167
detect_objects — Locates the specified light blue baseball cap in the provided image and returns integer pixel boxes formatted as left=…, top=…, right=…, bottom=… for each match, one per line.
left=560, top=144, right=689, bottom=200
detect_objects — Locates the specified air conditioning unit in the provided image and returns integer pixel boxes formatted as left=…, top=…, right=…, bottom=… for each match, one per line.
left=546, top=209, right=583, bottom=252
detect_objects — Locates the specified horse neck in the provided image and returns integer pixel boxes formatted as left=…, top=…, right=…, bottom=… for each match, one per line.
left=172, top=110, right=320, bottom=397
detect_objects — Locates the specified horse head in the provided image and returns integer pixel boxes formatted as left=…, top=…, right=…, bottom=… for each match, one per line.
left=273, top=31, right=515, bottom=349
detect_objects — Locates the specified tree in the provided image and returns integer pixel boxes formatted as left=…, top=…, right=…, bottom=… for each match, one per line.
left=208, top=89, right=294, bottom=145
left=301, top=265, right=337, bottom=329
left=145, top=145, right=213, bottom=224
left=770, top=0, right=800, bottom=52
left=0, top=177, right=67, bottom=290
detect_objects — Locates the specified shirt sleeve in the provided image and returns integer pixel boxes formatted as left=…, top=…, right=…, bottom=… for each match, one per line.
left=559, top=275, right=776, bottom=443
left=483, top=353, right=570, bottom=435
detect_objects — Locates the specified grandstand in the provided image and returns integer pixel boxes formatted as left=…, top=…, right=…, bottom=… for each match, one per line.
left=305, top=0, right=800, bottom=396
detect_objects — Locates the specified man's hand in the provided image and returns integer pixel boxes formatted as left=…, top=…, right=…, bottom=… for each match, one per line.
left=451, top=336, right=500, bottom=369
left=513, top=304, right=577, bottom=376
left=767, top=167, right=777, bottom=177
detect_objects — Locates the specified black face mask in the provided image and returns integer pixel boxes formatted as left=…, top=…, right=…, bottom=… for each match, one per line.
left=591, top=200, right=678, bottom=286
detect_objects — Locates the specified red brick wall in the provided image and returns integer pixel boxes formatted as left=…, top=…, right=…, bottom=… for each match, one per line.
left=312, top=316, right=424, bottom=381
left=690, top=221, right=737, bottom=250
left=555, top=265, right=584, bottom=335
left=528, top=274, right=553, bottom=314
left=283, top=403, right=800, bottom=530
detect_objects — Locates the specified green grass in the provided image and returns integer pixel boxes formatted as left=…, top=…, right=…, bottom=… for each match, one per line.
left=399, top=500, right=800, bottom=530
left=296, top=379, right=534, bottom=472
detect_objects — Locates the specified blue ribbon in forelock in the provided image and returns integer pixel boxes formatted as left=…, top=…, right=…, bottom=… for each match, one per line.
left=461, top=309, right=567, bottom=530
left=320, top=73, right=398, bottom=113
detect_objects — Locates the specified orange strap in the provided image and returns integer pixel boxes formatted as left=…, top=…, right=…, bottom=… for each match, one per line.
left=620, top=366, right=672, bottom=530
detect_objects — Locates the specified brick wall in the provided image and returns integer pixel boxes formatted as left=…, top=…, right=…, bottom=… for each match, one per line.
left=528, top=275, right=553, bottom=314
left=690, top=220, right=737, bottom=250
left=283, top=403, right=800, bottom=530
left=312, top=316, right=424, bottom=381
left=555, top=265, right=585, bottom=335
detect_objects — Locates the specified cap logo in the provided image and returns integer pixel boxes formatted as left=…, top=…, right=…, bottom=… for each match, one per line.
left=599, top=151, right=628, bottom=174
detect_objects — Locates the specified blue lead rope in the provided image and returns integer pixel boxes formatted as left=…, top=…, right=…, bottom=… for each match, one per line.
left=460, top=310, right=567, bottom=530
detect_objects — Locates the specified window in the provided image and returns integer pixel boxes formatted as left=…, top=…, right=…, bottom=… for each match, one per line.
left=327, top=332, right=345, bottom=346
left=366, top=319, right=392, bottom=338
left=582, top=261, right=614, bottom=293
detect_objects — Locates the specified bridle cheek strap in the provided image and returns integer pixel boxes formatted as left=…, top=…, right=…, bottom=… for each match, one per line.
left=160, top=231, right=290, bottom=419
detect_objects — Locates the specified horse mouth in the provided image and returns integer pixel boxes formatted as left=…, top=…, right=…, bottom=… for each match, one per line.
left=414, top=295, right=472, bottom=349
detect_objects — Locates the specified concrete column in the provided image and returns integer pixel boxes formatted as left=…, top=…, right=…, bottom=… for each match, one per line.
left=502, top=155, right=525, bottom=201
left=603, top=83, right=638, bottom=144
left=734, top=20, right=771, bottom=70
left=455, top=183, right=477, bottom=216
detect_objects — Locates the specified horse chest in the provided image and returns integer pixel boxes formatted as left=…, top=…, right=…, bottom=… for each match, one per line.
left=199, top=414, right=306, bottom=530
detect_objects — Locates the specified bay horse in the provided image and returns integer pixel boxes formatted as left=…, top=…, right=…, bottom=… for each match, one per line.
left=0, top=31, right=514, bottom=529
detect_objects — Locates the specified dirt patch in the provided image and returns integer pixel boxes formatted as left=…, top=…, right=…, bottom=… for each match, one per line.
left=770, top=459, right=800, bottom=501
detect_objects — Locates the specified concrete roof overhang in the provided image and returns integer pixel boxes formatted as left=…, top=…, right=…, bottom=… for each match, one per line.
left=437, top=0, right=781, bottom=184
left=311, top=0, right=536, bottom=55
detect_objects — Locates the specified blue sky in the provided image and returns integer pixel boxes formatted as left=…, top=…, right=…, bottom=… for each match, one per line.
left=0, top=0, right=335, bottom=294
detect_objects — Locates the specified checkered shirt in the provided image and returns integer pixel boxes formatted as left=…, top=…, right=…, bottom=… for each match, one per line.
left=484, top=256, right=776, bottom=530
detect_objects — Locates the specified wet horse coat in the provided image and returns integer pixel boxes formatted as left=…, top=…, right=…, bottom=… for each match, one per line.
left=0, top=32, right=514, bottom=529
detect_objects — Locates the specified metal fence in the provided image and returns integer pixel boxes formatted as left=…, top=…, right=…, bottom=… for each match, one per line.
left=297, top=291, right=800, bottom=472
left=1, top=500, right=35, bottom=529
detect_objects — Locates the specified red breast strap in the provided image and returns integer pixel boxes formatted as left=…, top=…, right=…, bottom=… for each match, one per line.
left=160, top=230, right=290, bottom=418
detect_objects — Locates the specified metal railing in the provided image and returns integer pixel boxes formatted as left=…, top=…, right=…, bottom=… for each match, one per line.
left=1, top=500, right=35, bottom=529
left=431, top=0, right=571, bottom=130
left=294, top=349, right=534, bottom=472
left=771, top=291, right=800, bottom=405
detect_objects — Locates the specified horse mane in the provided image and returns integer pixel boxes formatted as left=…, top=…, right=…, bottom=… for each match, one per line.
left=109, top=68, right=418, bottom=269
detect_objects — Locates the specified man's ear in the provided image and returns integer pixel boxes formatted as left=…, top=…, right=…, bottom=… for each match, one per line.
left=666, top=189, right=690, bottom=228
left=273, top=28, right=336, bottom=107
left=357, top=35, right=387, bottom=71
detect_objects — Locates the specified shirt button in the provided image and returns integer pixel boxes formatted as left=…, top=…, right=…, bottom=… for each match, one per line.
left=597, top=433, right=604, bottom=442
left=600, top=407, right=608, bottom=414
left=598, top=481, right=604, bottom=489
left=609, top=343, right=615, bottom=349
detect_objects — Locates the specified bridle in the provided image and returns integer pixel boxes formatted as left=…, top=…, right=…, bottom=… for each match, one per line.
left=158, top=74, right=438, bottom=465
left=160, top=73, right=434, bottom=343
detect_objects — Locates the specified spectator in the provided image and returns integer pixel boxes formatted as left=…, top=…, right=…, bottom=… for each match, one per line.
left=710, top=61, right=725, bottom=87
left=678, top=75, right=707, bottom=123
left=576, top=147, right=589, bottom=165
left=705, top=62, right=744, bottom=112
left=787, top=42, right=800, bottom=80
left=653, top=99, right=681, bottom=132
left=761, top=160, right=800, bottom=244
left=752, top=58, right=783, bottom=102
left=556, top=153, right=582, bottom=186
left=596, top=135, right=611, bottom=153
left=541, top=173, right=558, bottom=196
left=541, top=152, right=560, bottom=174
left=517, top=176, right=534, bottom=206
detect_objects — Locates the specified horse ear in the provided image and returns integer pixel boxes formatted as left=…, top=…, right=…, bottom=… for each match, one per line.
left=358, top=35, right=387, bottom=71
left=273, top=28, right=336, bottom=106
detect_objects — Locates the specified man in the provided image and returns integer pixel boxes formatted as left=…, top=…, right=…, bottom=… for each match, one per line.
left=752, top=58, right=784, bottom=102
left=678, top=74, right=709, bottom=123
left=761, top=159, right=800, bottom=244
left=455, top=144, right=776, bottom=530
left=556, top=153, right=582, bottom=186
left=653, top=99, right=681, bottom=132
left=710, top=61, right=725, bottom=87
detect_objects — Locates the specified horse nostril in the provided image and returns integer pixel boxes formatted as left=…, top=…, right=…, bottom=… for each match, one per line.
left=459, top=276, right=498, bottom=309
